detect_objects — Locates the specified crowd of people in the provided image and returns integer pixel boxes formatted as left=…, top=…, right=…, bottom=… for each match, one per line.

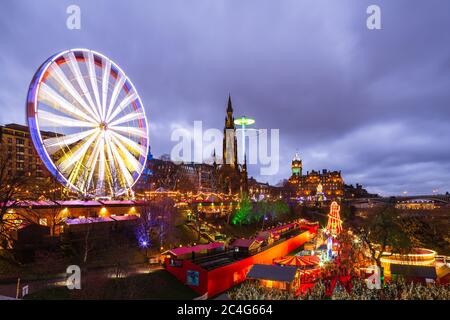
left=229, top=278, right=450, bottom=300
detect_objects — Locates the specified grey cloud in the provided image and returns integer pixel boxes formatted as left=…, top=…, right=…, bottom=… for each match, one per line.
left=0, top=0, right=449, bottom=195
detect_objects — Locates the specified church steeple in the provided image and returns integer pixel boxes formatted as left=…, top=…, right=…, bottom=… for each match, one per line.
left=223, top=94, right=238, bottom=167
left=227, top=93, right=233, bottom=113
left=225, top=94, right=235, bottom=130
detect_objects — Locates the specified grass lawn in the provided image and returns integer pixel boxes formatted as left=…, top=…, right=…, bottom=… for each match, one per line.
left=89, top=246, right=148, bottom=267
left=24, top=287, right=71, bottom=300
left=175, top=223, right=209, bottom=245
left=101, top=270, right=198, bottom=299
left=24, top=270, right=197, bottom=300
left=175, top=224, right=199, bottom=244
left=220, top=223, right=259, bottom=239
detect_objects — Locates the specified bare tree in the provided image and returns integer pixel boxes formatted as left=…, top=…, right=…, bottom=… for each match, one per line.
left=349, top=205, right=412, bottom=268
left=135, top=198, right=176, bottom=250
left=44, top=175, right=69, bottom=236
left=0, top=143, right=44, bottom=249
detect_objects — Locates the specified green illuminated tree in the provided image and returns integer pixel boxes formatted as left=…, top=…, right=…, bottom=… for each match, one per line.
left=232, top=196, right=252, bottom=225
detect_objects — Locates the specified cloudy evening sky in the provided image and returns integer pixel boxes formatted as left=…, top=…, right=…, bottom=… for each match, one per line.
left=1, top=0, right=449, bottom=196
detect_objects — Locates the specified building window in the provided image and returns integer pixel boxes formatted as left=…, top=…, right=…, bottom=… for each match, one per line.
left=16, top=138, right=25, bottom=145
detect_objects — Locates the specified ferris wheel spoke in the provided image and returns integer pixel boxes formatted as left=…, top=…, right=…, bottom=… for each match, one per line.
left=104, top=133, right=125, bottom=191
left=57, top=132, right=100, bottom=173
left=67, top=52, right=101, bottom=122
left=97, top=141, right=106, bottom=194
left=81, top=133, right=103, bottom=192
left=105, top=131, right=134, bottom=188
left=86, top=51, right=103, bottom=120
left=47, top=63, right=99, bottom=122
left=43, top=128, right=98, bottom=155
left=101, top=58, right=112, bottom=121
left=39, top=82, right=98, bottom=124
left=109, top=133, right=143, bottom=173
left=105, top=74, right=126, bottom=122
left=110, top=125, right=147, bottom=139
left=39, top=110, right=96, bottom=128
left=106, top=91, right=138, bottom=123
left=109, top=141, right=134, bottom=188
left=67, top=152, right=91, bottom=190
left=109, top=130, right=146, bottom=157
left=108, top=112, right=145, bottom=127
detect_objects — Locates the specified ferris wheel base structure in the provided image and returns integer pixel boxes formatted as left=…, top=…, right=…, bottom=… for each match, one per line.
left=26, top=49, right=149, bottom=198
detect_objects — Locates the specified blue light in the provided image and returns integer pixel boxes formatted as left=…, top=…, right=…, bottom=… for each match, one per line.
left=139, top=239, right=149, bottom=248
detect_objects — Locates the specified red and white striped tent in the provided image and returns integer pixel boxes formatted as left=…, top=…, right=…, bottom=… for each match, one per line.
left=273, top=255, right=320, bottom=268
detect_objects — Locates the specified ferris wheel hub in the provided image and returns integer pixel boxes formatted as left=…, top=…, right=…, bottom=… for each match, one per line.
left=98, top=121, right=108, bottom=131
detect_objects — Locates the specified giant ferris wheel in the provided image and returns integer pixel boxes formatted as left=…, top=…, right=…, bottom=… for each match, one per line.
left=26, top=49, right=149, bottom=197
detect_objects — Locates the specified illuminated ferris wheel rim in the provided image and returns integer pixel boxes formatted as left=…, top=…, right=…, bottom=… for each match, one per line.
left=26, top=48, right=150, bottom=196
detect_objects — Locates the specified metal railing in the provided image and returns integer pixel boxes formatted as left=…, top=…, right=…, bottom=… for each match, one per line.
left=436, top=255, right=450, bottom=264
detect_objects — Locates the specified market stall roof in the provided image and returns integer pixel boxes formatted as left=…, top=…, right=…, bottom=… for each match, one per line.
left=267, top=222, right=298, bottom=236
left=164, top=242, right=224, bottom=257
left=6, top=200, right=140, bottom=209
left=247, top=264, right=298, bottom=282
left=6, top=200, right=57, bottom=208
left=56, top=200, right=102, bottom=207
left=98, top=200, right=136, bottom=206
left=231, top=238, right=262, bottom=248
left=64, top=217, right=115, bottom=225
left=110, top=215, right=139, bottom=221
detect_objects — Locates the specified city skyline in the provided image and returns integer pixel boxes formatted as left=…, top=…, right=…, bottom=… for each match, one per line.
left=1, top=1, right=450, bottom=195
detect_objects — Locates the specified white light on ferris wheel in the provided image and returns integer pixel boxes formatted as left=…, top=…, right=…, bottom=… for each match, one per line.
left=27, top=49, right=149, bottom=197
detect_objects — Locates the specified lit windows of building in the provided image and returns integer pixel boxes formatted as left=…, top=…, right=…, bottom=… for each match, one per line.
left=288, top=154, right=344, bottom=201
left=0, top=123, right=55, bottom=179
